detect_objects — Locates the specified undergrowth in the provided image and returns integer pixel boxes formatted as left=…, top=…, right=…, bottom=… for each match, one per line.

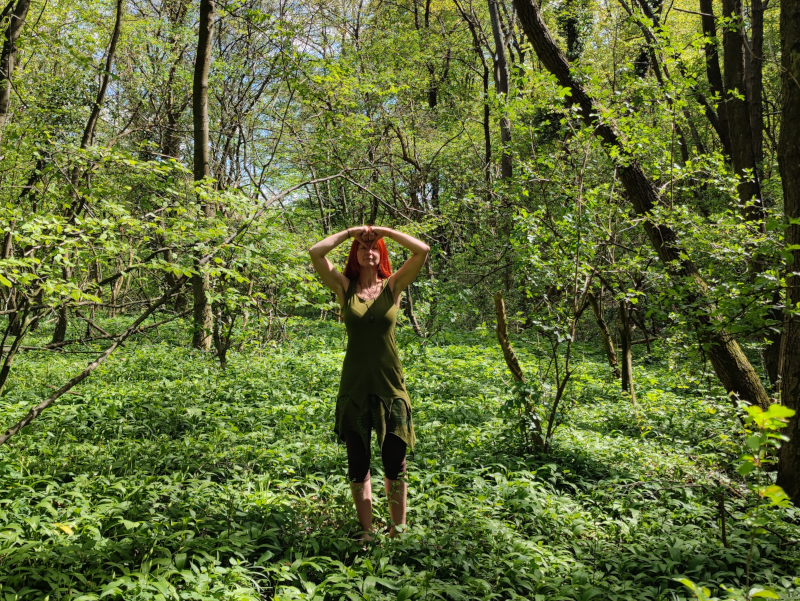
left=0, top=317, right=798, bottom=600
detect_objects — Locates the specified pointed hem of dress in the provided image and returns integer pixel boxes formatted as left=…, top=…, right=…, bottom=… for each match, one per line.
left=334, top=393, right=415, bottom=453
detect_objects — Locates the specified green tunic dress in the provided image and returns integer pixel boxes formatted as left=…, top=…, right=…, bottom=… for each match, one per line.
left=334, top=278, right=416, bottom=454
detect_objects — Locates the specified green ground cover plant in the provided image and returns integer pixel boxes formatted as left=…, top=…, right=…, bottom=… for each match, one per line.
left=0, top=317, right=798, bottom=600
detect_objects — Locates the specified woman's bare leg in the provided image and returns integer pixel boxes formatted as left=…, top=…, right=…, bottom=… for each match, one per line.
left=350, top=476, right=374, bottom=541
left=384, top=477, right=406, bottom=537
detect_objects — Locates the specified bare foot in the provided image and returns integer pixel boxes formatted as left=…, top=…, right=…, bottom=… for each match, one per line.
left=358, top=531, right=375, bottom=545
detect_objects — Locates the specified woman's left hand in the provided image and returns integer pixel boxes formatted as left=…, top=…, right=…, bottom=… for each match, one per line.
left=362, top=226, right=385, bottom=249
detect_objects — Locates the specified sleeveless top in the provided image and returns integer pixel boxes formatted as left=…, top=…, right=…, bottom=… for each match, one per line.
left=335, top=278, right=415, bottom=451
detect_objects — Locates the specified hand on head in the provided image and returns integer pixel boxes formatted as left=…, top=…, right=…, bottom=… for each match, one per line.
left=353, top=225, right=381, bottom=250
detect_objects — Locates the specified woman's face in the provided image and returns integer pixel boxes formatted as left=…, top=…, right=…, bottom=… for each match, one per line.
left=356, top=243, right=380, bottom=268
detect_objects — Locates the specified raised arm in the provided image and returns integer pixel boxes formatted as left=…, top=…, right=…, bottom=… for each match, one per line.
left=309, top=227, right=365, bottom=305
left=368, top=227, right=430, bottom=303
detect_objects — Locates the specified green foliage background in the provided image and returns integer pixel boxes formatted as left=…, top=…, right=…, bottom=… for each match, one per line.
left=1, top=319, right=798, bottom=600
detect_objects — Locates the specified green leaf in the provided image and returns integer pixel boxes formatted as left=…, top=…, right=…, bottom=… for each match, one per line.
left=759, top=485, right=791, bottom=507
left=397, top=585, right=418, bottom=601
left=763, top=404, right=795, bottom=419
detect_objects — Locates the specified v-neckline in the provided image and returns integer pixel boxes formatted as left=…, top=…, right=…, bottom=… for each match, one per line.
left=355, top=279, right=386, bottom=303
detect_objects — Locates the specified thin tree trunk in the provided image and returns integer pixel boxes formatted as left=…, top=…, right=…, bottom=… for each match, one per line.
left=719, top=0, right=779, bottom=384
left=79, top=0, right=123, bottom=152
left=0, top=0, right=30, bottom=146
left=557, top=0, right=586, bottom=61
left=776, top=0, right=800, bottom=505
left=455, top=4, right=492, bottom=191
left=720, top=0, right=764, bottom=223
left=494, top=291, right=525, bottom=382
left=0, top=301, right=31, bottom=396
left=746, top=0, right=780, bottom=388
left=403, top=285, right=423, bottom=337
left=699, top=0, right=732, bottom=156
left=619, top=300, right=636, bottom=403
left=513, top=0, right=770, bottom=410
left=630, top=310, right=652, bottom=354
left=0, top=277, right=189, bottom=446
left=489, top=0, right=512, bottom=179
left=160, top=1, right=190, bottom=309
left=747, top=0, right=766, bottom=177
left=587, top=292, right=620, bottom=378
left=191, top=0, right=215, bottom=351
left=483, top=64, right=491, bottom=190
left=52, top=0, right=124, bottom=344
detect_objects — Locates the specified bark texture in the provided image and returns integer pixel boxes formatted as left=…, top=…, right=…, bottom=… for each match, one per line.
left=403, top=285, right=423, bottom=337
left=776, top=0, right=800, bottom=505
left=587, top=292, right=620, bottom=378
left=618, top=300, right=636, bottom=403
left=191, top=0, right=215, bottom=350
left=494, top=291, right=525, bottom=382
left=80, top=0, right=123, bottom=150
left=747, top=0, right=766, bottom=175
left=513, top=0, right=770, bottom=409
left=0, top=0, right=30, bottom=144
left=699, top=0, right=732, bottom=156
left=488, top=0, right=512, bottom=179
left=720, top=0, right=763, bottom=222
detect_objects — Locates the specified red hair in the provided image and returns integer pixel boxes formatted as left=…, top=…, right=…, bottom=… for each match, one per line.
left=344, top=239, right=393, bottom=282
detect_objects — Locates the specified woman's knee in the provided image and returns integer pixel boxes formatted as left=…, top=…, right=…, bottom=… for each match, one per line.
left=382, top=434, right=407, bottom=480
left=345, top=431, right=371, bottom=483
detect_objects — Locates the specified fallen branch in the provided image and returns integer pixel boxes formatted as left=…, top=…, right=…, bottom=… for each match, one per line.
left=40, top=309, right=191, bottom=350
left=44, top=384, right=81, bottom=396
left=0, top=277, right=185, bottom=445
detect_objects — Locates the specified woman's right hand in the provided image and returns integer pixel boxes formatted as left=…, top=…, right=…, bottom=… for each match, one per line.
left=350, top=225, right=374, bottom=249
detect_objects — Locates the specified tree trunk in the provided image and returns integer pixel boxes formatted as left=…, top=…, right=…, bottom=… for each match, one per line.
left=619, top=300, right=636, bottom=403
left=512, top=0, right=770, bottom=410
left=0, top=0, right=30, bottom=146
left=161, top=0, right=191, bottom=160
left=587, top=292, right=620, bottom=378
left=28, top=287, right=42, bottom=331
left=776, top=0, right=800, bottom=505
left=52, top=0, right=124, bottom=343
left=488, top=0, right=512, bottom=180
left=79, top=0, right=123, bottom=151
left=52, top=263, right=72, bottom=344
left=494, top=291, right=525, bottom=382
left=720, top=0, right=763, bottom=223
left=403, top=285, right=423, bottom=337
left=720, top=0, right=779, bottom=385
left=191, top=0, right=215, bottom=351
left=698, top=0, right=732, bottom=156
left=52, top=307, right=68, bottom=343
left=557, top=0, right=587, bottom=61
left=747, top=0, right=766, bottom=177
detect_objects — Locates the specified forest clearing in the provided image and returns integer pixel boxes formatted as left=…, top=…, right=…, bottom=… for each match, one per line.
left=1, top=0, right=799, bottom=598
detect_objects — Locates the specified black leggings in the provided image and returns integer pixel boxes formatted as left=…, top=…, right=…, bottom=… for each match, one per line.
left=345, top=431, right=407, bottom=483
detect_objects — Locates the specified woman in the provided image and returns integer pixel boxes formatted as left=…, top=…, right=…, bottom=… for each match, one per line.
left=309, top=225, right=429, bottom=541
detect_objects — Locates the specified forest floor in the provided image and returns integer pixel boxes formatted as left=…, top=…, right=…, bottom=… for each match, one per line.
left=0, top=318, right=798, bottom=600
